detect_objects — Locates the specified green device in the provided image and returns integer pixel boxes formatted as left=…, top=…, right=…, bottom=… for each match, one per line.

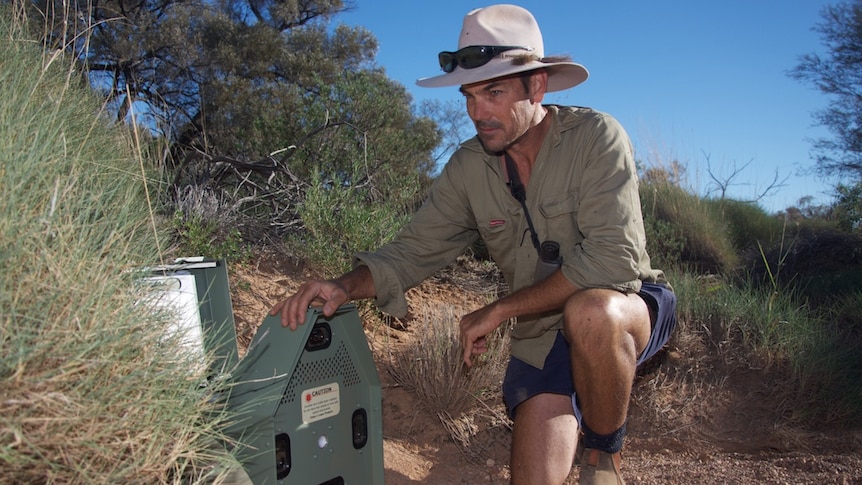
left=225, top=305, right=384, bottom=485
left=142, top=257, right=240, bottom=378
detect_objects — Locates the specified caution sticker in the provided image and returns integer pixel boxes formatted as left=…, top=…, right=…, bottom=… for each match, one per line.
left=301, top=382, right=341, bottom=424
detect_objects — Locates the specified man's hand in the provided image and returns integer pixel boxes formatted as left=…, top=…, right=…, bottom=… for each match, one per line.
left=269, top=279, right=349, bottom=330
left=459, top=303, right=506, bottom=367
left=458, top=272, right=574, bottom=365
left=269, top=266, right=375, bottom=331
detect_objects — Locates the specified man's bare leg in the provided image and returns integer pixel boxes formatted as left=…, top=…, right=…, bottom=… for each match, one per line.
left=564, top=289, right=650, bottom=435
left=510, top=392, right=579, bottom=485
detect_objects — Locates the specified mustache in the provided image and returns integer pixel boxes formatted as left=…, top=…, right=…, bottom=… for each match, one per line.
left=474, top=120, right=504, bottom=131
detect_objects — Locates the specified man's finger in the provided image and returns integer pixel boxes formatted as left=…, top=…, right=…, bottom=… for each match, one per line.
left=269, top=299, right=285, bottom=316
left=462, top=340, right=474, bottom=367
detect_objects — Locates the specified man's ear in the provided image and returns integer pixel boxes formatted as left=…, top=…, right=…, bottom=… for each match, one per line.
left=530, top=69, right=549, bottom=103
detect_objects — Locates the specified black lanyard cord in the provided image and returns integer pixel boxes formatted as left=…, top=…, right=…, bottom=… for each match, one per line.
left=504, top=153, right=541, bottom=252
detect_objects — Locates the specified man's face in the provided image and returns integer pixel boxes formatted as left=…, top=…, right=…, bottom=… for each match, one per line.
left=460, top=73, right=538, bottom=153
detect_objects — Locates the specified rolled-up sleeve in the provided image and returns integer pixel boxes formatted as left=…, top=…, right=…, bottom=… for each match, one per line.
left=559, top=113, right=644, bottom=293
left=353, top=156, right=481, bottom=316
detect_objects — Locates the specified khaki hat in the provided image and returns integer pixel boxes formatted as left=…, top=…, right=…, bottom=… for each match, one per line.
left=416, top=4, right=589, bottom=92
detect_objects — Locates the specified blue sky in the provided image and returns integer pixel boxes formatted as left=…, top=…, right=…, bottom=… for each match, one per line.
left=339, top=1, right=838, bottom=213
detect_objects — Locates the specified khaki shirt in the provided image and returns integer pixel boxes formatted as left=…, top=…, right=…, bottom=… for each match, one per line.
left=354, top=105, right=666, bottom=369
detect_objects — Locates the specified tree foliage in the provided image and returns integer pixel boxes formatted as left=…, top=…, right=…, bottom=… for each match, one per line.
left=790, top=0, right=862, bottom=181
left=833, top=180, right=862, bottom=232
left=13, top=0, right=443, bottom=241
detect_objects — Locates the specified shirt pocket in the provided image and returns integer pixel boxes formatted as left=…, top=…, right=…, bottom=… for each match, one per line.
left=477, top=217, right=517, bottom=264
left=539, top=192, right=578, bottom=219
left=537, top=192, right=582, bottom=255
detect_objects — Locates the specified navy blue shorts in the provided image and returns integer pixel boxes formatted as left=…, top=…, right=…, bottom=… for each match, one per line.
left=501, top=282, right=677, bottom=420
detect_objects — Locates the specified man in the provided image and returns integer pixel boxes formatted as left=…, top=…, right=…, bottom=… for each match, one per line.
left=271, top=4, right=677, bottom=485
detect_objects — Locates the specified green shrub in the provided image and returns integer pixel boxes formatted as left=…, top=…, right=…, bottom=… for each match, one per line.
left=705, top=198, right=784, bottom=252
left=643, top=216, right=686, bottom=270
left=288, top=168, right=417, bottom=276
left=0, top=14, right=237, bottom=483
left=171, top=210, right=252, bottom=262
left=640, top=182, right=738, bottom=272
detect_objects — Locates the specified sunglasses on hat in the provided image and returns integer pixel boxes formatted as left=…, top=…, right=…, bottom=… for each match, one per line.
left=437, top=45, right=533, bottom=73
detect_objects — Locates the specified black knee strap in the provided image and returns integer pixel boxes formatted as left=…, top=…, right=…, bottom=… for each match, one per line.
left=582, top=421, right=626, bottom=454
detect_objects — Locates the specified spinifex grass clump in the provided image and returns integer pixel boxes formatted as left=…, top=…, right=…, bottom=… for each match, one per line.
left=389, top=301, right=511, bottom=448
left=669, top=270, right=862, bottom=425
left=0, top=14, right=237, bottom=484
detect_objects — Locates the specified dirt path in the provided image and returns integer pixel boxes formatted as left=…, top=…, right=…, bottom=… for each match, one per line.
left=227, top=255, right=862, bottom=484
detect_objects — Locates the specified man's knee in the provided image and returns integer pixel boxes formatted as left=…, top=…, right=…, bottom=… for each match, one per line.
left=563, top=290, right=621, bottom=338
left=562, top=289, right=649, bottom=357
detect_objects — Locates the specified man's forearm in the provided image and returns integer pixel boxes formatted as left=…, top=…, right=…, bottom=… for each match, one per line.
left=493, top=270, right=579, bottom=320
left=333, top=265, right=377, bottom=301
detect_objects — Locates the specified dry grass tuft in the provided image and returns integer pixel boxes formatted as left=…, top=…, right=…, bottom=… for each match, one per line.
left=387, top=301, right=511, bottom=451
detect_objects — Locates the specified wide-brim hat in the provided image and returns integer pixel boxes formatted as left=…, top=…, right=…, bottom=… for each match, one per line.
left=416, top=4, right=589, bottom=92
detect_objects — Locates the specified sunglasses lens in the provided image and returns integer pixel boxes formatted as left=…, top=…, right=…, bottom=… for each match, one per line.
left=438, top=52, right=456, bottom=73
left=457, top=46, right=492, bottom=69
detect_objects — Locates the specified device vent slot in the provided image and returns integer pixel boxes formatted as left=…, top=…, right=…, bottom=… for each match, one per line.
left=282, top=341, right=361, bottom=403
